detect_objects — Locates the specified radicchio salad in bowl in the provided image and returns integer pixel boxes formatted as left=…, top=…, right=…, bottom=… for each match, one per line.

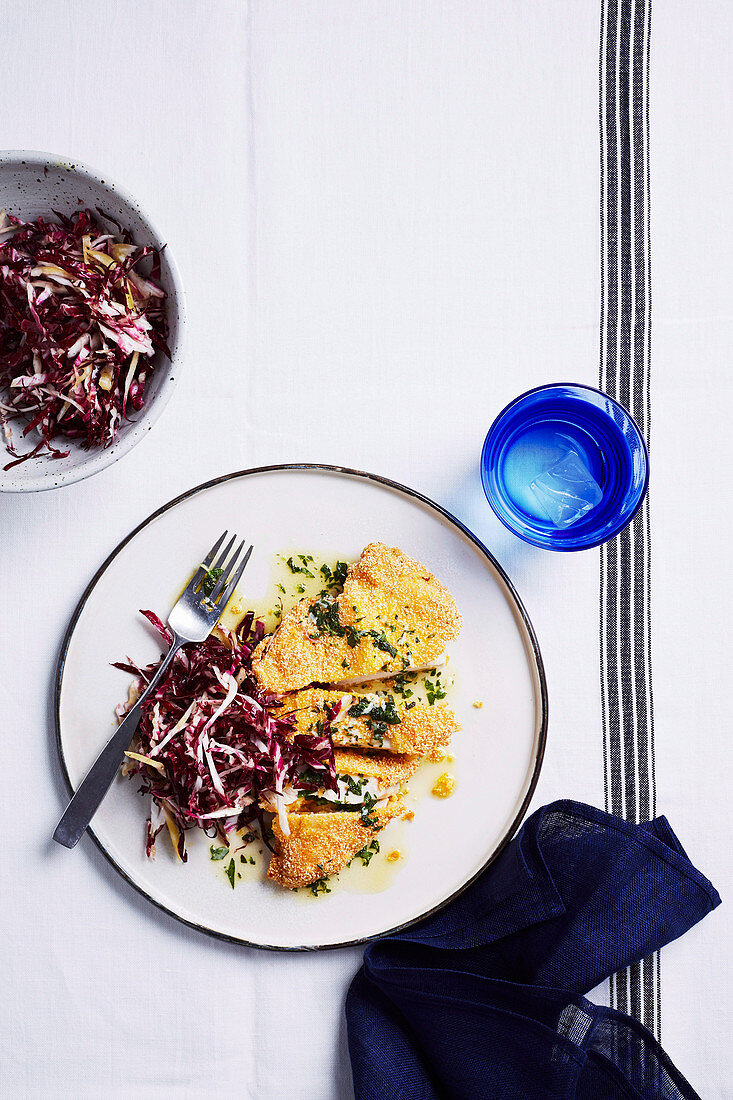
left=0, top=151, right=185, bottom=492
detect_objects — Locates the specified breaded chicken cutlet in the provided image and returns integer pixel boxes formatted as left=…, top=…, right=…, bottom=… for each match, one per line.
left=266, top=751, right=417, bottom=887
left=252, top=543, right=461, bottom=694
left=258, top=543, right=462, bottom=889
left=263, top=749, right=419, bottom=816
left=297, top=748, right=420, bottom=808
left=276, top=685, right=459, bottom=760
left=268, top=798, right=405, bottom=889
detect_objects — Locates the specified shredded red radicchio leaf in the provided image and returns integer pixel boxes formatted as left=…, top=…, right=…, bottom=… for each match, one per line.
left=0, top=208, right=169, bottom=469
left=113, top=611, right=337, bottom=861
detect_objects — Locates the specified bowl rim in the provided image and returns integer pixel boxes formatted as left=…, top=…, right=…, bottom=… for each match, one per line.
left=480, top=381, right=650, bottom=551
left=0, top=148, right=187, bottom=493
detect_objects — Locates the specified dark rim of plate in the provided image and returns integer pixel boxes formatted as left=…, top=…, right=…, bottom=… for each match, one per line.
left=54, top=463, right=549, bottom=952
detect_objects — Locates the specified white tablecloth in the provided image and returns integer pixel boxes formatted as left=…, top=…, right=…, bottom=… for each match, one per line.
left=2, top=2, right=730, bottom=1097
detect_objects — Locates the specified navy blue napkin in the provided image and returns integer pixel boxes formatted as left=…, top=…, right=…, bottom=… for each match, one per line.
left=346, top=800, right=720, bottom=1100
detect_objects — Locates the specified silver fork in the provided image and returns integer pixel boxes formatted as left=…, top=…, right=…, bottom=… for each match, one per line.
left=53, top=532, right=253, bottom=849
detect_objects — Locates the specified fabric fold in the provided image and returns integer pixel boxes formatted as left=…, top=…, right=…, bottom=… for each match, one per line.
left=347, top=801, right=720, bottom=1099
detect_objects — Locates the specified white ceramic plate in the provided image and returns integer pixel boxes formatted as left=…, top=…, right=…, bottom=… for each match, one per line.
left=56, top=465, right=547, bottom=949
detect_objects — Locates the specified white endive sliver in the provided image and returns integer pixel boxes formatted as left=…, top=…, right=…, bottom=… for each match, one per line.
left=270, top=738, right=290, bottom=837
left=197, top=799, right=253, bottom=821
left=122, top=351, right=140, bottom=411
left=149, top=797, right=165, bottom=834
left=66, top=333, right=91, bottom=358
left=202, top=736, right=226, bottom=798
left=207, top=739, right=248, bottom=764
left=274, top=791, right=290, bottom=837
left=9, top=373, right=46, bottom=388
left=147, top=799, right=167, bottom=859
left=240, top=694, right=264, bottom=712
left=201, top=673, right=238, bottom=733
left=42, top=388, right=86, bottom=414
left=99, top=322, right=152, bottom=356
left=149, top=701, right=195, bottom=757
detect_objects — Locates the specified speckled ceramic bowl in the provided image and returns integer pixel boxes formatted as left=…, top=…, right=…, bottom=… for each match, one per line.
left=0, top=151, right=186, bottom=492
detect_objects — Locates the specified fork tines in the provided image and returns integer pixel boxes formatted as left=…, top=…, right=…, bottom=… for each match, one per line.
left=189, top=532, right=253, bottom=611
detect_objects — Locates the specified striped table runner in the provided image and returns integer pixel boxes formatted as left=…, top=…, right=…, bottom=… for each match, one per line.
left=598, top=0, right=660, bottom=1039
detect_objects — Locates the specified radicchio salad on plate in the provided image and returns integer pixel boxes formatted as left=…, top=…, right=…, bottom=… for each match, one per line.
left=116, top=543, right=463, bottom=895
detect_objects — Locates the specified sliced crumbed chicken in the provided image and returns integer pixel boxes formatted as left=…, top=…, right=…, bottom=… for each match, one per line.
left=252, top=543, right=461, bottom=693
left=333, top=748, right=421, bottom=786
left=289, top=748, right=420, bottom=812
left=276, top=685, right=459, bottom=760
left=267, top=798, right=405, bottom=889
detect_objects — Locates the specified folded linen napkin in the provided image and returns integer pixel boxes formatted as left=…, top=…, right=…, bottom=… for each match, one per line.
left=346, top=801, right=720, bottom=1099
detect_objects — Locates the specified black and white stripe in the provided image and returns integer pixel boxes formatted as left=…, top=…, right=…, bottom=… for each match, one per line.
left=598, top=0, right=659, bottom=1038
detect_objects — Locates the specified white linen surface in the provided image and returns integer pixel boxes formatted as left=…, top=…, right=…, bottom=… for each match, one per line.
left=1, top=2, right=730, bottom=1097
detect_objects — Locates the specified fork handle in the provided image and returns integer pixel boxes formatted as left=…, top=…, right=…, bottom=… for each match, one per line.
left=52, top=634, right=184, bottom=849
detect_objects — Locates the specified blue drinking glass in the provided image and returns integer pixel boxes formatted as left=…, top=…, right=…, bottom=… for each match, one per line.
left=480, top=383, right=649, bottom=551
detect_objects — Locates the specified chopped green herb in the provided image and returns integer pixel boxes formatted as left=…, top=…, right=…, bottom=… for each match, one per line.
left=296, top=764, right=328, bottom=793
left=391, top=674, right=410, bottom=696
left=334, top=561, right=348, bottom=586
left=353, top=839, right=380, bottom=866
left=367, top=630, right=398, bottom=658
left=425, top=676, right=447, bottom=705
left=360, top=791, right=379, bottom=829
left=309, top=876, right=332, bottom=896
left=348, top=695, right=401, bottom=729
left=347, top=697, right=370, bottom=718
left=299, top=793, right=338, bottom=807
left=225, top=858, right=236, bottom=888
left=201, top=566, right=224, bottom=596
left=286, top=556, right=314, bottom=578
left=307, top=597, right=401, bottom=658
left=342, top=774, right=367, bottom=796
left=309, top=595, right=345, bottom=637
left=319, top=561, right=348, bottom=589
left=210, top=845, right=229, bottom=861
